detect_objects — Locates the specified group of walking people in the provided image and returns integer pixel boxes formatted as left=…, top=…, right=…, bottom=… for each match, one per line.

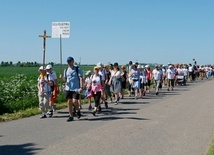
left=37, top=57, right=214, bottom=121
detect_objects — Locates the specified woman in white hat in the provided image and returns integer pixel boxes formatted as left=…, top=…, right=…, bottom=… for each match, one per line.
left=37, top=66, right=54, bottom=118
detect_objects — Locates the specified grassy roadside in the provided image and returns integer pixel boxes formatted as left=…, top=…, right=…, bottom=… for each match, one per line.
left=0, top=97, right=94, bottom=123
left=206, top=138, right=214, bottom=155
left=0, top=102, right=67, bottom=123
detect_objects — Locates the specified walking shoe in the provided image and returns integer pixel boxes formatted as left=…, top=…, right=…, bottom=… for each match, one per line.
left=79, top=105, right=82, bottom=109
left=167, top=88, right=169, bottom=91
left=47, top=110, right=53, bottom=117
left=92, top=111, right=96, bottom=116
left=88, top=105, right=92, bottom=110
left=67, top=116, right=74, bottom=122
left=156, top=92, right=159, bottom=95
left=77, top=110, right=81, bottom=119
left=114, top=101, right=118, bottom=105
left=40, top=114, right=47, bottom=119
left=98, top=106, right=102, bottom=112
left=105, top=102, right=108, bottom=109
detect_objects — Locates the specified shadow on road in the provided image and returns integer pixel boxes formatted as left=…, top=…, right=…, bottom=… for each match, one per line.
left=81, top=116, right=149, bottom=121
left=0, top=143, right=42, bottom=155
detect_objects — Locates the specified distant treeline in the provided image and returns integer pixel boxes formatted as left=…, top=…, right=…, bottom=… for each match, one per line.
left=0, top=61, right=54, bottom=67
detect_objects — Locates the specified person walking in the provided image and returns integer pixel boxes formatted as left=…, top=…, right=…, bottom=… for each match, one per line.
left=145, top=65, right=152, bottom=93
left=130, top=64, right=140, bottom=99
left=166, top=65, right=175, bottom=91
left=84, top=70, right=93, bottom=110
left=120, top=65, right=127, bottom=99
left=63, top=57, right=83, bottom=122
left=152, top=65, right=162, bottom=95
left=37, top=66, right=54, bottom=119
left=97, top=62, right=108, bottom=109
left=139, top=65, right=147, bottom=98
left=91, top=66, right=104, bottom=116
left=46, top=64, right=58, bottom=113
left=109, top=63, right=122, bottom=104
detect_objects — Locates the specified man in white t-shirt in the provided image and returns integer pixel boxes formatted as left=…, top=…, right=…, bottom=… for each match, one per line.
left=166, top=65, right=175, bottom=91
left=152, top=65, right=162, bottom=95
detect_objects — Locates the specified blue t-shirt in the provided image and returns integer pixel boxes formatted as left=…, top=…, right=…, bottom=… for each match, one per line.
left=64, top=66, right=83, bottom=91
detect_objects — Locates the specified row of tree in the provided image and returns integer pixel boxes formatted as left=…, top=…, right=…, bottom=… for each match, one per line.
left=0, top=61, right=54, bottom=67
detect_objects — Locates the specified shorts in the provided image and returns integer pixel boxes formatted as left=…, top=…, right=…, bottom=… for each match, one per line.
left=66, top=91, right=80, bottom=100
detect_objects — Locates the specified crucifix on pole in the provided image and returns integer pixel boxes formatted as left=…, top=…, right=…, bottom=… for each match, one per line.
left=39, top=30, right=51, bottom=68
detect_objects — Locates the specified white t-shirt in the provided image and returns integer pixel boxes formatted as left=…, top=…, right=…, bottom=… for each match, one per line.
left=182, top=68, right=188, bottom=76
left=189, top=66, right=193, bottom=72
left=85, top=76, right=92, bottom=88
left=91, top=75, right=102, bottom=86
left=48, top=71, right=57, bottom=85
left=177, top=68, right=183, bottom=75
left=152, top=69, right=161, bottom=80
left=166, top=68, right=175, bottom=79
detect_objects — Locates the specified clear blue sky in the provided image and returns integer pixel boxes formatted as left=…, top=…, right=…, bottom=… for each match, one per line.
left=0, top=0, right=214, bottom=65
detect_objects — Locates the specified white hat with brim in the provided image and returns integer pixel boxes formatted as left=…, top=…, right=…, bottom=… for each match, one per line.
left=86, top=70, right=92, bottom=76
left=46, top=64, right=52, bottom=70
left=39, top=66, right=45, bottom=70
left=97, top=62, right=103, bottom=68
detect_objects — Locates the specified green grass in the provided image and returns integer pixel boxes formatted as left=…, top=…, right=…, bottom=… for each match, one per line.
left=207, top=138, right=214, bottom=155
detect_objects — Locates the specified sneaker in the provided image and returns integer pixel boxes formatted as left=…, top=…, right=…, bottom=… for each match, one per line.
left=105, top=102, right=108, bottom=109
left=156, top=92, right=159, bottom=95
left=47, top=110, right=53, bottom=117
left=77, top=111, right=81, bottom=119
left=167, top=88, right=169, bottom=91
left=79, top=105, right=82, bottom=109
left=40, top=114, right=47, bottom=119
left=67, top=116, right=74, bottom=122
left=88, top=105, right=92, bottom=110
left=92, top=111, right=96, bottom=116
left=135, top=96, right=138, bottom=100
left=114, top=101, right=118, bottom=105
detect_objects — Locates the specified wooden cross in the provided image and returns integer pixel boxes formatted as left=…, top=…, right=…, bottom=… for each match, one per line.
left=39, top=30, right=51, bottom=68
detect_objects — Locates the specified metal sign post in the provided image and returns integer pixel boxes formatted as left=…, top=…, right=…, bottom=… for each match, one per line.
left=52, top=22, right=70, bottom=92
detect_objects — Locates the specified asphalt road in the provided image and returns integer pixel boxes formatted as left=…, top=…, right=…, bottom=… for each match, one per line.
left=1, top=79, right=214, bottom=155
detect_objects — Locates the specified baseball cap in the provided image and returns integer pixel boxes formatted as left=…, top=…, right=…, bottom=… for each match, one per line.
left=141, top=65, right=145, bottom=68
left=67, top=57, right=74, bottom=62
left=145, top=65, right=149, bottom=68
left=46, top=64, right=52, bottom=70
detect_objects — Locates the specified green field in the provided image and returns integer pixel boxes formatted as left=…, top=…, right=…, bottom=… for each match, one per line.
left=0, top=65, right=95, bottom=115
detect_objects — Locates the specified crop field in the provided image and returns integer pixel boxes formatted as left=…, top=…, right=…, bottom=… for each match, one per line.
left=0, top=65, right=94, bottom=115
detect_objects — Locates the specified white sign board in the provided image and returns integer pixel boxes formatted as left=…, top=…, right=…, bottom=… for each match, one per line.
left=52, top=22, right=70, bottom=38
